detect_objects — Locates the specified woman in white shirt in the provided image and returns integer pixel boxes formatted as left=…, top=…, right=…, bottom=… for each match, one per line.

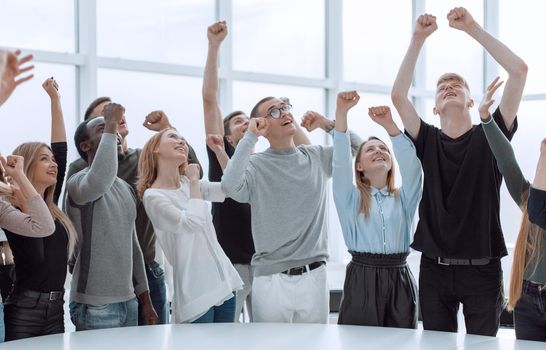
left=137, top=128, right=242, bottom=323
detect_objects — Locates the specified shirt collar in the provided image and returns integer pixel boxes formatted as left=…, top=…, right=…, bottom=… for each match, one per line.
left=371, top=186, right=391, bottom=197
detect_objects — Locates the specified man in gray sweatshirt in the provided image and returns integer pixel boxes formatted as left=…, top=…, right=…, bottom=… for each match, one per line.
left=66, top=103, right=158, bottom=330
left=221, top=96, right=361, bottom=323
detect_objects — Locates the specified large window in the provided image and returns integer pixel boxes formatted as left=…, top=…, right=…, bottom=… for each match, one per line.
left=0, top=0, right=540, bottom=272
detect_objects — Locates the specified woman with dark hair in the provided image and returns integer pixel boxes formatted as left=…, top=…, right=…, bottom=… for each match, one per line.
left=480, top=77, right=546, bottom=342
left=3, top=77, right=76, bottom=341
left=137, top=128, right=242, bottom=323
left=332, top=91, right=422, bottom=328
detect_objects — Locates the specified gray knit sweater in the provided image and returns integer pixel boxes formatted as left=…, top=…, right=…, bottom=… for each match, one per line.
left=66, top=133, right=148, bottom=305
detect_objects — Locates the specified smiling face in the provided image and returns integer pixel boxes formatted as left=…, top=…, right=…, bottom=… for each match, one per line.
left=434, top=74, right=473, bottom=115
left=355, top=138, right=392, bottom=176
left=225, top=112, right=250, bottom=146
left=155, top=129, right=188, bottom=167
left=257, top=98, right=297, bottom=140
left=31, top=146, right=58, bottom=189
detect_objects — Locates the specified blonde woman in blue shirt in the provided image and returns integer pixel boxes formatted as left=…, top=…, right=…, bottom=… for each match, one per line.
left=333, top=91, right=423, bottom=328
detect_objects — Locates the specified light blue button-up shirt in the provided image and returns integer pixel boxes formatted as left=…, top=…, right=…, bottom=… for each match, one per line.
left=332, top=130, right=423, bottom=254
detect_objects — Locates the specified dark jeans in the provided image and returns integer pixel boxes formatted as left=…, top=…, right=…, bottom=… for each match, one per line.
left=139, top=261, right=168, bottom=325
left=4, top=288, right=64, bottom=341
left=514, top=280, right=546, bottom=342
left=419, top=255, right=504, bottom=336
left=192, top=293, right=236, bottom=323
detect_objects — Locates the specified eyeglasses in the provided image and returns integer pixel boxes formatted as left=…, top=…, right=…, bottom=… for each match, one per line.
left=265, top=103, right=292, bottom=119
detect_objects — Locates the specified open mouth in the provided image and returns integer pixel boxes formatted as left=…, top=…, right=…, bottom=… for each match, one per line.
left=443, top=92, right=457, bottom=99
left=281, top=120, right=293, bottom=126
left=373, top=156, right=386, bottom=162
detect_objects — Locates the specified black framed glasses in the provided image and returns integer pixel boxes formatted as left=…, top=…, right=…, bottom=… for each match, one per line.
left=266, top=103, right=292, bottom=119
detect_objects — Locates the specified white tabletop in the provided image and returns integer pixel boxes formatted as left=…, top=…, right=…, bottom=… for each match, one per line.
left=0, top=323, right=542, bottom=350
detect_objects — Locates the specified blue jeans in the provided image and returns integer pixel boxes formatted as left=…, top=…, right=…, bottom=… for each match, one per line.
left=192, top=294, right=236, bottom=323
left=0, top=303, right=4, bottom=343
left=70, top=298, right=138, bottom=331
left=139, top=261, right=168, bottom=325
left=514, top=280, right=546, bottom=341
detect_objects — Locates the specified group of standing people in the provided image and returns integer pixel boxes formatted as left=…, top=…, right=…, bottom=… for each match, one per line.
left=0, top=5, right=544, bottom=344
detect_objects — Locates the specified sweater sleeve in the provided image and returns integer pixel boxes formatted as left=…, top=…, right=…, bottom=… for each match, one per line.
left=0, top=196, right=55, bottom=237
left=132, top=224, right=149, bottom=296
left=143, top=190, right=208, bottom=234
left=67, top=133, right=118, bottom=205
left=221, top=132, right=258, bottom=203
left=528, top=187, right=546, bottom=230
left=482, top=114, right=530, bottom=206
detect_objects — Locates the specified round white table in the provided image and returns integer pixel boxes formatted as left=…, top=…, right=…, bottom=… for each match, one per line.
left=0, top=323, right=542, bottom=349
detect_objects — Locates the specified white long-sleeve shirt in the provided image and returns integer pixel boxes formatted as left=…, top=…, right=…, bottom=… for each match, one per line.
left=143, top=177, right=243, bottom=323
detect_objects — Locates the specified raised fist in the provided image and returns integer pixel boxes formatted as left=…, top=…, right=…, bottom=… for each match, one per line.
left=248, top=117, right=269, bottom=137
left=447, top=7, right=476, bottom=32
left=336, top=91, right=360, bottom=114
left=414, top=13, right=437, bottom=39
left=42, top=77, right=60, bottom=99
left=0, top=155, right=25, bottom=178
left=368, top=106, right=395, bottom=129
left=206, top=134, right=224, bottom=154
left=301, top=111, right=329, bottom=132
left=143, top=110, right=171, bottom=132
left=102, top=103, right=125, bottom=126
left=185, top=163, right=201, bottom=181
left=207, top=21, right=228, bottom=46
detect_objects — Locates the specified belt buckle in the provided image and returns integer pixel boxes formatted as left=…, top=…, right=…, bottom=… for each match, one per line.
left=437, top=257, right=450, bottom=266
left=49, top=291, right=62, bottom=301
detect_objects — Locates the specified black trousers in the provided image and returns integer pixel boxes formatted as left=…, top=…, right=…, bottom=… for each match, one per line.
left=338, top=252, right=418, bottom=328
left=419, top=255, right=504, bottom=336
left=4, top=288, right=64, bottom=341
left=514, top=280, right=546, bottom=342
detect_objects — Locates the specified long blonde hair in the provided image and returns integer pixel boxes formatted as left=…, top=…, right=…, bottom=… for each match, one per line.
left=137, top=128, right=187, bottom=200
left=354, top=137, right=399, bottom=218
left=508, top=189, right=544, bottom=310
left=12, top=142, right=76, bottom=255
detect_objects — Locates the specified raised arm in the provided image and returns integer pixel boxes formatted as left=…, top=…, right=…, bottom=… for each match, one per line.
left=301, top=110, right=363, bottom=154
left=221, top=118, right=267, bottom=203
left=479, top=77, right=529, bottom=206
left=206, top=134, right=229, bottom=171
left=42, top=77, right=66, bottom=143
left=67, top=104, right=123, bottom=204
left=0, top=155, right=55, bottom=237
left=391, top=14, right=437, bottom=140
left=448, top=7, right=527, bottom=130
left=202, top=21, right=228, bottom=136
left=532, top=139, right=546, bottom=191
left=527, top=139, right=546, bottom=229
left=0, top=49, right=34, bottom=108
left=333, top=91, right=361, bottom=204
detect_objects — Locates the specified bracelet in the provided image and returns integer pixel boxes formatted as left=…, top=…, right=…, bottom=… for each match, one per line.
left=324, top=120, right=335, bottom=133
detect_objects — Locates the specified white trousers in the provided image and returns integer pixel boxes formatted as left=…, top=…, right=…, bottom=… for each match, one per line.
left=252, top=264, right=329, bottom=323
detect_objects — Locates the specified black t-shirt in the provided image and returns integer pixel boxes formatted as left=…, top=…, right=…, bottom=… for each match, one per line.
left=5, top=142, right=68, bottom=292
left=408, top=107, right=517, bottom=259
left=207, top=137, right=255, bottom=264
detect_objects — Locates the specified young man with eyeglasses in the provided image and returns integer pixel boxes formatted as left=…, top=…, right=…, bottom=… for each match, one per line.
left=391, top=8, right=527, bottom=335
left=221, top=95, right=362, bottom=323
left=203, top=21, right=311, bottom=322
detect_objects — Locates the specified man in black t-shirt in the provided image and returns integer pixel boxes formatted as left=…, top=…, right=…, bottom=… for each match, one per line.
left=391, top=8, right=527, bottom=336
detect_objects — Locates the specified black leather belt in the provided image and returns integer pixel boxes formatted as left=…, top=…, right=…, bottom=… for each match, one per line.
left=281, top=261, right=326, bottom=276
left=11, top=287, right=64, bottom=302
left=433, top=256, right=490, bottom=266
